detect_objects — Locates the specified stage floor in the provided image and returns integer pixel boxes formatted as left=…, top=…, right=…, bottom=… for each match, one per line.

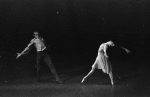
left=0, top=68, right=149, bottom=97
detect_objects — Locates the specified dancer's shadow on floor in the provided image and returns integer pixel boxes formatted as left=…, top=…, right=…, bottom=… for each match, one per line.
left=62, top=70, right=86, bottom=83
left=116, top=68, right=149, bottom=85
left=62, top=69, right=113, bottom=85
left=35, top=78, right=60, bottom=84
left=36, top=79, right=51, bottom=83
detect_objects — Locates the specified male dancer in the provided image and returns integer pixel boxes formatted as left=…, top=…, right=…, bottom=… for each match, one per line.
left=16, top=32, right=62, bottom=83
left=81, top=41, right=130, bottom=85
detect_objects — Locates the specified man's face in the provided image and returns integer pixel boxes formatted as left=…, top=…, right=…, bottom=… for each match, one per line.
left=34, top=34, right=39, bottom=38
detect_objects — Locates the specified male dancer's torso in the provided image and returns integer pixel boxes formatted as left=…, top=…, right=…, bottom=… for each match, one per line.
left=30, top=38, right=46, bottom=52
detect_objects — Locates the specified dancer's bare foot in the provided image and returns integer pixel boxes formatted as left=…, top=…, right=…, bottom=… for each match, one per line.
left=111, top=81, right=114, bottom=85
left=81, top=79, right=85, bottom=83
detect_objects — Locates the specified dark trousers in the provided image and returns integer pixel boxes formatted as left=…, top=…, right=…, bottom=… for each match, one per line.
left=36, top=51, right=60, bottom=80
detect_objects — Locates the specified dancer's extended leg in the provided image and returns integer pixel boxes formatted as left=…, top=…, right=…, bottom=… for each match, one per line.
left=44, top=54, right=62, bottom=83
left=81, top=66, right=96, bottom=83
left=109, top=72, right=114, bottom=85
left=36, top=53, right=41, bottom=81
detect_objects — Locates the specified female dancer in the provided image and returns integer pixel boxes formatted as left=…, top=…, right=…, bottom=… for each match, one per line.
left=81, top=41, right=130, bottom=85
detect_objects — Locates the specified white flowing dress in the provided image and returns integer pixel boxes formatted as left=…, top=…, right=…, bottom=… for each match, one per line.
left=92, top=45, right=112, bottom=74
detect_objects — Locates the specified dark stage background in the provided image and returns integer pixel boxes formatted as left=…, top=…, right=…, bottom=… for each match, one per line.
left=0, top=0, right=150, bottom=82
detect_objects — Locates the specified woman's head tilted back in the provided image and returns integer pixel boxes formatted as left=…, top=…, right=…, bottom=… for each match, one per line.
left=107, top=41, right=114, bottom=46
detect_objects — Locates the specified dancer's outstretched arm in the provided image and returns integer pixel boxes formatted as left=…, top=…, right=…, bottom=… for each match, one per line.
left=81, top=63, right=96, bottom=83
left=120, top=46, right=130, bottom=54
left=115, top=45, right=130, bottom=54
left=16, top=39, right=34, bottom=59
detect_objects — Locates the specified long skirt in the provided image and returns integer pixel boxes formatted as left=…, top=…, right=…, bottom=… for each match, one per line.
left=93, top=52, right=112, bottom=74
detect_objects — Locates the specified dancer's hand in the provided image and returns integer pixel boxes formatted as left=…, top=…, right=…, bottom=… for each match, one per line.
left=16, top=53, right=22, bottom=59
left=125, top=49, right=130, bottom=54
